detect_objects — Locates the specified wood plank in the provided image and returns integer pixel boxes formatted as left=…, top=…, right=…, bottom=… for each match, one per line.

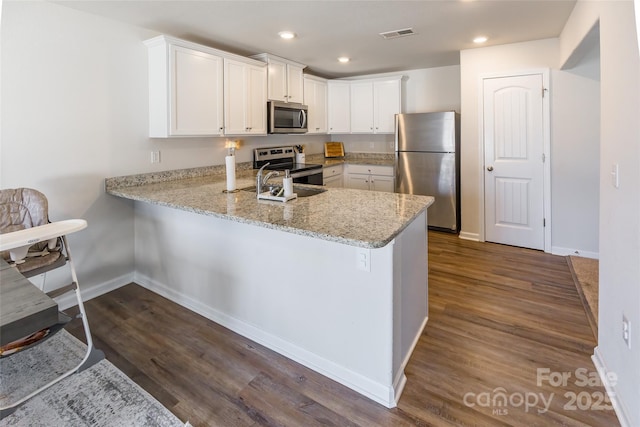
left=66, top=232, right=620, bottom=426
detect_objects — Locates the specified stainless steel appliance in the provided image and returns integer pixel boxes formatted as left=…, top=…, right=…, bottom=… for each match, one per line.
left=395, top=111, right=460, bottom=232
left=254, top=146, right=322, bottom=185
left=268, top=101, right=308, bottom=134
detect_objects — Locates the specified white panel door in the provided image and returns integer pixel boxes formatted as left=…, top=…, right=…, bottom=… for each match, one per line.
left=484, top=74, right=545, bottom=250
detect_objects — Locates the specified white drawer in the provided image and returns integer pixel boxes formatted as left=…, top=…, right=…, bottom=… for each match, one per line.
left=323, top=164, right=344, bottom=178
left=347, top=164, right=394, bottom=176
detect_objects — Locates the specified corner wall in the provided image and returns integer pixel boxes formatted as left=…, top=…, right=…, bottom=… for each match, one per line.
left=560, top=2, right=640, bottom=426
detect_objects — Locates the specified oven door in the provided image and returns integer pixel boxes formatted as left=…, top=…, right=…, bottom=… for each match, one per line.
left=291, top=171, right=323, bottom=186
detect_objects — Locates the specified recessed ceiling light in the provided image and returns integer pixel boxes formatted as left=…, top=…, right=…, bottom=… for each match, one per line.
left=473, top=36, right=488, bottom=44
left=278, top=31, right=296, bottom=40
left=338, top=57, right=350, bottom=63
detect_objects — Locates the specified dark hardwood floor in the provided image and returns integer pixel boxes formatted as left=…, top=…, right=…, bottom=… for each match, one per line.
left=66, top=232, right=620, bottom=426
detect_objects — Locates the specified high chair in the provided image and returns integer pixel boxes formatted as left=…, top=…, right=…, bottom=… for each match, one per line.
left=0, top=188, right=103, bottom=418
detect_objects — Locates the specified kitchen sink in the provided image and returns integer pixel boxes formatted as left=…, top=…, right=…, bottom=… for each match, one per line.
left=240, top=185, right=327, bottom=197
left=292, top=186, right=327, bottom=197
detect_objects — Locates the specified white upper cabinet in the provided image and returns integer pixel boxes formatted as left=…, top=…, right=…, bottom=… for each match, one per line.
left=224, top=58, right=267, bottom=135
left=373, top=79, right=402, bottom=133
left=350, top=77, right=402, bottom=134
left=252, top=54, right=306, bottom=103
left=328, top=81, right=351, bottom=134
left=350, top=81, right=375, bottom=133
left=145, top=36, right=224, bottom=137
left=303, top=76, right=328, bottom=134
left=286, top=64, right=305, bottom=104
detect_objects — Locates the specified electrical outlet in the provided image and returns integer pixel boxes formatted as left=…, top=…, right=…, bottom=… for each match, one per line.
left=356, top=248, right=371, bottom=272
left=150, top=150, right=161, bottom=164
left=611, top=163, right=619, bottom=188
left=623, top=315, right=631, bottom=349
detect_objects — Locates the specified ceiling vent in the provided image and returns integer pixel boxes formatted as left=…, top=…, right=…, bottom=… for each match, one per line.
left=379, top=28, right=416, bottom=40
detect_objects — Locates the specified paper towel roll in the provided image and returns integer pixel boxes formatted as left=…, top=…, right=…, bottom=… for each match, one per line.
left=225, top=155, right=236, bottom=191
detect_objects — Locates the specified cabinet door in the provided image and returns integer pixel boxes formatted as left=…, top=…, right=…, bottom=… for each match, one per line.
left=350, top=81, right=374, bottom=133
left=315, top=80, right=328, bottom=133
left=267, top=59, right=287, bottom=102
left=171, top=45, right=223, bottom=136
left=324, top=174, right=344, bottom=188
left=224, top=59, right=249, bottom=135
left=287, top=64, right=305, bottom=103
left=304, top=78, right=328, bottom=134
left=373, top=80, right=401, bottom=133
left=328, top=82, right=351, bottom=133
left=246, top=64, right=267, bottom=134
left=346, top=173, right=370, bottom=190
left=370, top=175, right=395, bottom=192
left=225, top=60, right=267, bottom=135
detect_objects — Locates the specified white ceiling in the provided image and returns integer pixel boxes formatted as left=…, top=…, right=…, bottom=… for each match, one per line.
left=54, top=0, right=576, bottom=78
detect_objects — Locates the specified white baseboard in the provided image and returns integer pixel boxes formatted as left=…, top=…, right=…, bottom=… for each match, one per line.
left=458, top=231, right=480, bottom=241
left=55, top=272, right=133, bottom=310
left=552, top=246, right=599, bottom=259
left=134, top=272, right=399, bottom=408
left=592, top=347, right=631, bottom=427
left=392, top=315, right=428, bottom=406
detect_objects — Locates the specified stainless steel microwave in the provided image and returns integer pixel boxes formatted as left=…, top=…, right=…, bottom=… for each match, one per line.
left=268, top=101, right=308, bottom=134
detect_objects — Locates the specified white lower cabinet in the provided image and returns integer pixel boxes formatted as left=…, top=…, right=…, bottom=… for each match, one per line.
left=323, top=164, right=344, bottom=187
left=345, top=164, right=395, bottom=192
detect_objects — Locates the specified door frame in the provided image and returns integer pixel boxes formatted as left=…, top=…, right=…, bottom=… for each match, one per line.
left=477, top=69, right=552, bottom=252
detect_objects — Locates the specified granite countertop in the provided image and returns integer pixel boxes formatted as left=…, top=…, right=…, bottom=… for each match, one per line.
left=106, top=165, right=433, bottom=249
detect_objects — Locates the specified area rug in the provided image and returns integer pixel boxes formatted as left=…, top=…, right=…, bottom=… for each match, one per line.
left=0, top=330, right=185, bottom=426
left=568, top=255, right=599, bottom=339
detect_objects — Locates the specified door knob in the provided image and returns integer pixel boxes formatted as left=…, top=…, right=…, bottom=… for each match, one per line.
left=487, top=166, right=494, bottom=171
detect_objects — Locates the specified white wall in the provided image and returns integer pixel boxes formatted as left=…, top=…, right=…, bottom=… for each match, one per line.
left=551, top=35, right=600, bottom=257
left=459, top=38, right=559, bottom=241
left=459, top=37, right=601, bottom=257
left=560, top=2, right=640, bottom=426
left=332, top=66, right=461, bottom=153
left=0, top=1, right=327, bottom=295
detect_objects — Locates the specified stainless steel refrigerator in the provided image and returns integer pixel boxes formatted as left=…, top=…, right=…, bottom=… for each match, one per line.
left=395, top=111, right=460, bottom=232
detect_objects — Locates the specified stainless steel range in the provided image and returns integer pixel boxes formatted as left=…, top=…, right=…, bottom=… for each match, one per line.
left=253, top=146, right=323, bottom=185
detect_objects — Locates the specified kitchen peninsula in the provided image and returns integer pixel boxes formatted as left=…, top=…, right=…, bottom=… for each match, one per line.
left=106, top=166, right=433, bottom=408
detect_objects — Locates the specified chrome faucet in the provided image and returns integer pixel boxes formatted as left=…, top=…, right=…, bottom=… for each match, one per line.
left=256, top=163, right=280, bottom=195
